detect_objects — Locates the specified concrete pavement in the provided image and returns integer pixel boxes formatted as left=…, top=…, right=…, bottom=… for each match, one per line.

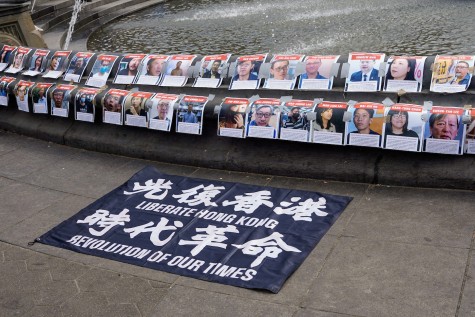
left=0, top=130, right=474, bottom=317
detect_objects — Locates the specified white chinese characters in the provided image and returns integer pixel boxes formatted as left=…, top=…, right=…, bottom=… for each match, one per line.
left=178, top=224, right=239, bottom=256
left=124, top=179, right=173, bottom=200
left=77, top=208, right=131, bottom=236
left=274, top=197, right=328, bottom=221
left=233, top=232, right=301, bottom=267
left=222, top=190, right=274, bottom=214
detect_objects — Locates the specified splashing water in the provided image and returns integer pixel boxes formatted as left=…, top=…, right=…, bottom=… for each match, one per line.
left=63, top=0, right=83, bottom=50
left=88, top=0, right=475, bottom=56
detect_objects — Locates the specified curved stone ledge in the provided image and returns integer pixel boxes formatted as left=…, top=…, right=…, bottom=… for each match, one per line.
left=0, top=90, right=473, bottom=190
left=1, top=47, right=474, bottom=190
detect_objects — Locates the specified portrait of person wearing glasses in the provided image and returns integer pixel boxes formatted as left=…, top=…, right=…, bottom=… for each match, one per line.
left=301, top=58, right=327, bottom=80
left=385, top=110, right=418, bottom=138
left=450, top=61, right=471, bottom=88
left=269, top=60, right=289, bottom=80
left=249, top=104, right=274, bottom=127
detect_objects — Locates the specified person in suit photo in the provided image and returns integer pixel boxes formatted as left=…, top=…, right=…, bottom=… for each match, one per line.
left=350, top=60, right=379, bottom=82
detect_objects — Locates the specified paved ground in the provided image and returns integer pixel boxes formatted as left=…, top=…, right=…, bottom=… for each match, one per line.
left=0, top=130, right=474, bottom=317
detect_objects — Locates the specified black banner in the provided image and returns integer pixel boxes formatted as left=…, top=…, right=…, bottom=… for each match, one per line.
left=39, top=166, right=352, bottom=293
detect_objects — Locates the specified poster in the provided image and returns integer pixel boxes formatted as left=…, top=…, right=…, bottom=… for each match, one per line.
left=124, top=91, right=155, bottom=128
left=246, top=98, right=281, bottom=139
left=86, top=54, right=118, bottom=88
left=64, top=52, right=94, bottom=83
left=423, top=106, right=465, bottom=155
left=42, top=51, right=72, bottom=79
left=176, top=95, right=208, bottom=135
left=298, top=55, right=339, bottom=90
left=464, top=109, right=475, bottom=154
left=218, top=97, right=249, bottom=138
left=75, top=87, right=99, bottom=122
left=345, top=102, right=384, bottom=147
left=229, top=54, right=267, bottom=90
left=148, top=93, right=178, bottom=132
left=194, top=54, right=231, bottom=88
left=4, top=46, right=32, bottom=74
left=383, top=104, right=424, bottom=152
left=13, top=80, right=34, bottom=112
left=279, top=99, right=313, bottom=142
left=31, top=82, right=54, bottom=114
left=0, top=76, right=16, bottom=106
left=345, top=52, right=385, bottom=92
left=114, top=54, right=146, bottom=85
left=430, top=55, right=474, bottom=93
left=161, top=55, right=197, bottom=87
left=22, top=49, right=50, bottom=76
left=50, top=84, right=76, bottom=117
left=384, top=56, right=426, bottom=92
left=312, top=101, right=348, bottom=145
left=136, top=54, right=169, bottom=85
left=0, top=45, right=17, bottom=72
left=38, top=166, right=352, bottom=293
left=102, top=89, right=129, bottom=125
left=263, top=54, right=304, bottom=90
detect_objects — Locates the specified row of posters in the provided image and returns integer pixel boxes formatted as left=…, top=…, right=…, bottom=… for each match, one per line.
left=1, top=45, right=473, bottom=93
left=1, top=76, right=474, bottom=155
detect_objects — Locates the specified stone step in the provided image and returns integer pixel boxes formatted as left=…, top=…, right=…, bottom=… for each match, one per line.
left=44, top=0, right=166, bottom=50
left=38, top=0, right=119, bottom=32
left=31, top=0, right=75, bottom=22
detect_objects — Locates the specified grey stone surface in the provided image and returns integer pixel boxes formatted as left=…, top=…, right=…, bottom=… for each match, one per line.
left=343, top=185, right=475, bottom=248
left=303, top=237, right=466, bottom=317
left=295, top=308, right=363, bottom=317
left=0, top=132, right=473, bottom=317
left=152, top=285, right=298, bottom=317
left=190, top=167, right=273, bottom=186
left=458, top=252, right=475, bottom=317
left=0, top=182, right=69, bottom=232
left=18, top=150, right=133, bottom=198
left=0, top=194, right=94, bottom=245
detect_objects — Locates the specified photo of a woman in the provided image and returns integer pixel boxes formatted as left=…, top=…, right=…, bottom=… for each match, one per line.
left=385, top=110, right=418, bottom=138
left=125, top=96, right=146, bottom=116
left=386, top=58, right=416, bottom=81
left=49, top=56, right=61, bottom=71
left=30, top=55, right=44, bottom=71
left=314, top=107, right=336, bottom=132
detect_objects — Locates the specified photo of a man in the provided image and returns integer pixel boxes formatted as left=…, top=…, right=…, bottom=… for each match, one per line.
left=202, top=60, right=221, bottom=79
left=269, top=60, right=289, bottom=80
left=233, top=60, right=258, bottom=81
left=103, top=93, right=123, bottom=112
left=246, top=101, right=280, bottom=139
left=350, top=108, right=380, bottom=135
left=153, top=100, right=170, bottom=120
left=118, top=57, right=142, bottom=77
left=175, top=95, right=207, bottom=135
left=450, top=61, right=471, bottom=88
left=282, top=107, right=308, bottom=129
left=301, top=59, right=326, bottom=80
left=182, top=104, right=198, bottom=123
left=76, top=92, right=94, bottom=114
left=146, top=58, right=164, bottom=77
left=428, top=113, right=459, bottom=140
left=249, top=104, right=273, bottom=127
left=350, top=60, right=379, bottom=82
left=52, top=90, right=65, bottom=108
